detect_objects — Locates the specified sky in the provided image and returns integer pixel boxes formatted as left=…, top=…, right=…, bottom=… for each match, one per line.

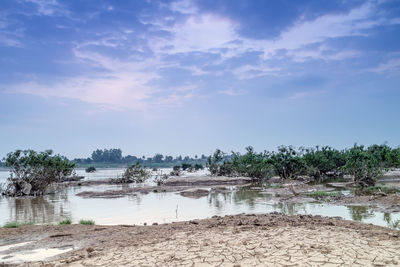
left=0, top=0, right=399, bottom=159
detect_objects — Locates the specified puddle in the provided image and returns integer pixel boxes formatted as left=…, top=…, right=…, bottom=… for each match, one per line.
left=0, top=241, right=33, bottom=252
left=1, top=247, right=73, bottom=264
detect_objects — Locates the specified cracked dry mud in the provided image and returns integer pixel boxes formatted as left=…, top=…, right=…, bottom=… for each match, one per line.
left=2, top=213, right=400, bottom=266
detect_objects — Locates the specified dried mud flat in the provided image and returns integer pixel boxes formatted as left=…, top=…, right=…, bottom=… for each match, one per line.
left=1, top=213, right=400, bottom=267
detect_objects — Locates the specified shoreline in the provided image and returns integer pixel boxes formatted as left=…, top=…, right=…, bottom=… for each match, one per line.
left=1, top=213, right=399, bottom=266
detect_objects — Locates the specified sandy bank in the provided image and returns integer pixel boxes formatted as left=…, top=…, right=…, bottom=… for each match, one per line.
left=1, top=213, right=399, bottom=266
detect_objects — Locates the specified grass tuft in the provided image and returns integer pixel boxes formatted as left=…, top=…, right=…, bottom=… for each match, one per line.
left=59, top=218, right=72, bottom=225
left=79, top=219, right=95, bottom=225
left=3, top=221, right=33, bottom=228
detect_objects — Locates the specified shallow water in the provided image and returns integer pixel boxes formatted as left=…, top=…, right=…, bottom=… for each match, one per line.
left=0, top=168, right=209, bottom=183
left=0, top=180, right=399, bottom=229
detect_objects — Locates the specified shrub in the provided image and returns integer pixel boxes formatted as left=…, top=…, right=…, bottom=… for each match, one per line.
left=387, top=147, right=400, bottom=168
left=85, top=166, right=96, bottom=173
left=59, top=218, right=72, bottom=225
left=367, top=144, right=393, bottom=168
left=206, top=149, right=233, bottom=176
left=154, top=173, right=169, bottom=186
left=343, top=144, right=384, bottom=187
left=181, top=163, right=192, bottom=171
left=194, top=164, right=204, bottom=171
left=79, top=219, right=95, bottom=225
left=268, top=146, right=306, bottom=179
left=207, top=149, right=224, bottom=176
left=231, top=146, right=272, bottom=179
left=4, top=150, right=75, bottom=196
left=302, top=146, right=346, bottom=181
left=122, top=162, right=150, bottom=183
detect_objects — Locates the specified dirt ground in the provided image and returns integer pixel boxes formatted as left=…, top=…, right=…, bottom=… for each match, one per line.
left=1, top=213, right=400, bottom=266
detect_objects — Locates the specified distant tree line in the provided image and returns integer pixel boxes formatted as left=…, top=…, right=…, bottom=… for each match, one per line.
left=72, top=148, right=208, bottom=166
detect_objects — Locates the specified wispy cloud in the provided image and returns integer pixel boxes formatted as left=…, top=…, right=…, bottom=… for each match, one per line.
left=3, top=0, right=399, bottom=111
left=219, top=88, right=247, bottom=96
left=24, top=0, right=69, bottom=17
left=369, top=56, right=400, bottom=75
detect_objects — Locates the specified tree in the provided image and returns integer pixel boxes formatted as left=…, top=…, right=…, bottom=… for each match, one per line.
left=231, top=146, right=272, bottom=179
left=268, top=146, right=305, bottom=179
left=91, top=148, right=122, bottom=163
left=122, top=162, right=150, bottom=183
left=153, top=154, right=164, bottom=163
left=165, top=156, right=173, bottom=162
left=343, top=145, right=384, bottom=187
left=302, top=146, right=346, bottom=181
left=207, top=149, right=224, bottom=176
left=4, top=150, right=75, bottom=196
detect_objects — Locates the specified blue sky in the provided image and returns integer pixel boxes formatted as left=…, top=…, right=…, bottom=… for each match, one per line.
left=0, top=0, right=399, bottom=159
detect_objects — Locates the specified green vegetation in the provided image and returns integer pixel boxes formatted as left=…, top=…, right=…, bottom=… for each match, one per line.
left=3, top=150, right=75, bottom=196
left=355, top=186, right=400, bottom=196
left=343, top=145, right=384, bottom=187
left=85, top=166, right=96, bottom=173
left=122, top=162, right=150, bottom=183
left=3, top=221, right=33, bottom=228
left=302, top=146, right=346, bottom=181
left=79, top=219, right=95, bottom=225
left=59, top=218, right=72, bottom=225
left=268, top=146, right=305, bottom=180
left=305, top=191, right=340, bottom=198
left=206, top=143, right=400, bottom=187
left=72, top=148, right=207, bottom=168
left=231, top=147, right=272, bottom=179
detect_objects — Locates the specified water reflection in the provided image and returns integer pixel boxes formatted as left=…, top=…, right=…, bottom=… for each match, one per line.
left=272, top=202, right=307, bottom=216
left=232, top=187, right=268, bottom=208
left=383, top=212, right=400, bottom=230
left=4, top=194, right=71, bottom=224
left=1, top=184, right=400, bottom=229
left=347, top=206, right=375, bottom=221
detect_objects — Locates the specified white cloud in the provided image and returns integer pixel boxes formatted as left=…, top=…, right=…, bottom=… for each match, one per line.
left=170, top=0, right=198, bottom=15
left=24, top=0, right=69, bottom=17
left=5, top=0, right=398, bottom=110
left=152, top=13, right=238, bottom=54
left=369, top=57, right=400, bottom=75
left=232, top=65, right=281, bottom=79
left=143, top=1, right=384, bottom=80
left=219, top=88, right=247, bottom=96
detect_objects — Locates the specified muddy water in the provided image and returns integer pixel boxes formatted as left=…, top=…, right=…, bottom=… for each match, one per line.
left=0, top=169, right=399, bottom=229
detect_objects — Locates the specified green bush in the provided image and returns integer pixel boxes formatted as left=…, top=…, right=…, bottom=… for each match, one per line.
left=85, top=166, right=96, bottom=173
left=343, top=145, right=384, bottom=187
left=194, top=164, right=204, bottom=170
left=231, top=146, right=272, bottom=179
left=181, top=163, right=192, bottom=171
left=4, top=150, right=75, bottom=196
left=207, top=149, right=225, bottom=176
left=268, top=146, right=306, bottom=179
left=302, top=146, right=346, bottom=181
left=122, top=162, right=150, bottom=183
left=79, top=219, right=95, bottom=225
left=59, top=218, right=72, bottom=225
